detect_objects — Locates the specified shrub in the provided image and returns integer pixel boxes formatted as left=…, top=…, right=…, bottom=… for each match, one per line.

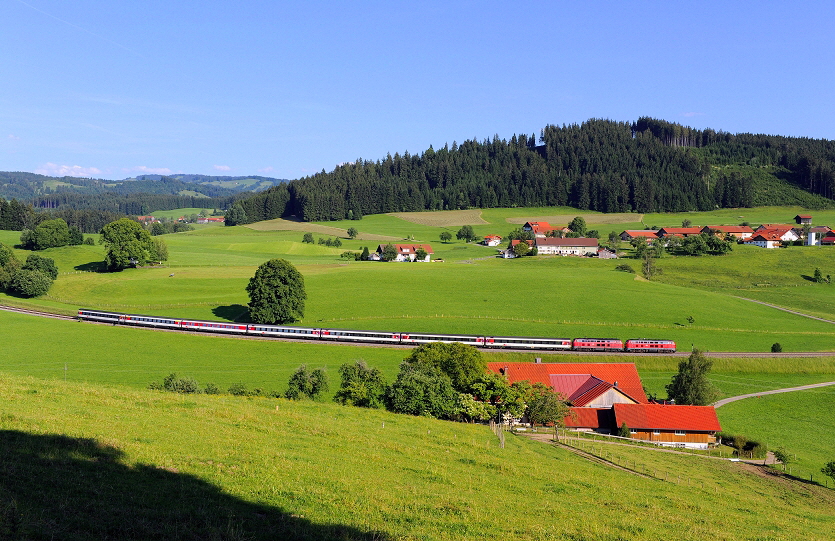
left=162, top=373, right=200, bottom=394
left=615, top=264, right=635, bottom=273
left=228, top=383, right=250, bottom=396
left=203, top=383, right=220, bottom=395
left=22, top=254, right=58, bottom=280
left=8, top=269, right=52, bottom=297
left=83, top=237, right=96, bottom=245
left=285, top=365, right=328, bottom=400
left=771, top=342, right=783, bottom=353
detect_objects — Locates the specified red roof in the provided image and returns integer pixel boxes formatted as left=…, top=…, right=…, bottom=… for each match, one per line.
left=486, top=362, right=648, bottom=404
left=622, top=230, right=659, bottom=238
left=702, top=226, right=754, bottom=234
left=656, top=227, right=703, bottom=237
left=564, top=407, right=614, bottom=429
left=612, top=403, right=721, bottom=432
left=377, top=244, right=434, bottom=255
left=510, top=239, right=534, bottom=247
left=484, top=234, right=502, bottom=240
left=756, top=224, right=796, bottom=231
left=524, top=222, right=552, bottom=234
left=796, top=215, right=812, bottom=219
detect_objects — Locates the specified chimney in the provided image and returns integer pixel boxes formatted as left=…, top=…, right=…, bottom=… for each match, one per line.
left=535, top=357, right=542, bottom=364
left=613, top=381, right=618, bottom=387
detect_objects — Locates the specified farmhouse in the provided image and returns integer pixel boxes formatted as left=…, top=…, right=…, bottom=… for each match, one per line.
left=620, top=230, right=659, bottom=242
left=522, top=222, right=552, bottom=238
left=742, top=232, right=785, bottom=249
left=375, top=243, right=434, bottom=262
left=656, top=227, right=703, bottom=238
left=483, top=234, right=503, bottom=247
left=700, top=225, right=754, bottom=240
left=136, top=215, right=160, bottom=224
left=487, top=362, right=721, bottom=449
left=197, top=216, right=225, bottom=224
left=535, top=237, right=598, bottom=256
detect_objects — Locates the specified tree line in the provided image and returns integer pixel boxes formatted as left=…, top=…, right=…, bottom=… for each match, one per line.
left=229, top=118, right=835, bottom=224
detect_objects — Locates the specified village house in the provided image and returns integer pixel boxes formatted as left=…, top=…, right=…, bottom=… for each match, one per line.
left=821, top=232, right=835, bottom=245
left=795, top=214, right=813, bottom=225
left=522, top=221, right=552, bottom=238
left=483, top=234, right=503, bottom=247
left=501, top=239, right=534, bottom=258
left=197, top=216, right=225, bottom=224
left=486, top=362, right=721, bottom=449
left=375, top=243, right=434, bottom=262
left=136, top=215, right=160, bottom=224
left=620, top=230, right=659, bottom=243
left=700, top=225, right=754, bottom=240
left=743, top=232, right=787, bottom=249
left=535, top=237, right=598, bottom=256
left=655, top=227, right=704, bottom=238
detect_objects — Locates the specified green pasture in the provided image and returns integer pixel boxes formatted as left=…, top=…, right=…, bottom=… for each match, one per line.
left=1, top=373, right=833, bottom=540
left=5, top=217, right=835, bottom=351
left=718, top=389, right=835, bottom=479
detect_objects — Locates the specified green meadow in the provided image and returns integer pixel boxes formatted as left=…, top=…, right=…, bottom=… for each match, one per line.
left=1, top=374, right=833, bottom=540
left=3, top=205, right=835, bottom=351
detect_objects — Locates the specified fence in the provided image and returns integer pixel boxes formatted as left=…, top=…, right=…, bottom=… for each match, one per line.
left=489, top=419, right=505, bottom=449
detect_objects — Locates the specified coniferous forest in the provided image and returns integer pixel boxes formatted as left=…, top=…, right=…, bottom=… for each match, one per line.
left=234, top=118, right=835, bottom=223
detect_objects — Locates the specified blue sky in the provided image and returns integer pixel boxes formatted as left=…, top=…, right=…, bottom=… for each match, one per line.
left=2, top=1, right=833, bottom=181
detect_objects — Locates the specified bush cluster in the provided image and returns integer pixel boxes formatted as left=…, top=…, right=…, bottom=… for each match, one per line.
left=717, top=431, right=768, bottom=459
left=0, top=244, right=58, bottom=298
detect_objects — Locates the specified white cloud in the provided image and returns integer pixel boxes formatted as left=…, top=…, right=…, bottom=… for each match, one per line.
left=7, top=134, right=19, bottom=140
left=213, top=165, right=231, bottom=172
left=682, top=112, right=705, bottom=118
left=257, top=166, right=275, bottom=174
left=35, top=162, right=102, bottom=177
left=133, top=166, right=173, bottom=175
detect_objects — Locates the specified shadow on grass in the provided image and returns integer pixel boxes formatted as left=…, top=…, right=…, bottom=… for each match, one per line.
left=212, top=304, right=251, bottom=322
left=74, top=261, right=109, bottom=273
left=0, top=430, right=391, bottom=540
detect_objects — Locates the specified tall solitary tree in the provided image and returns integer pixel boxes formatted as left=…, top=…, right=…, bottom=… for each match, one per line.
left=100, top=218, right=155, bottom=271
left=665, top=349, right=720, bottom=405
left=246, top=258, right=306, bottom=323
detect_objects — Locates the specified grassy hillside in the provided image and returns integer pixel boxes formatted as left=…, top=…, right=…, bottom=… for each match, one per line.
left=1, top=373, right=833, bottom=540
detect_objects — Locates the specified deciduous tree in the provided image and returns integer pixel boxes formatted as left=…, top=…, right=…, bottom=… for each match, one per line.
left=100, top=218, right=155, bottom=271
left=285, top=365, right=328, bottom=400
left=456, top=225, right=476, bottom=242
left=333, top=360, right=386, bottom=408
left=246, top=258, right=306, bottom=324
left=568, top=216, right=587, bottom=236
left=665, top=349, right=720, bottom=405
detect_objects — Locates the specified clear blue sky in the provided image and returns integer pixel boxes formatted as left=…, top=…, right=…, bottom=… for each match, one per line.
left=2, top=1, right=833, bottom=181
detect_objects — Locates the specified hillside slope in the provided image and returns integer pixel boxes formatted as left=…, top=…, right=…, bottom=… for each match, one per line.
left=1, top=374, right=832, bottom=540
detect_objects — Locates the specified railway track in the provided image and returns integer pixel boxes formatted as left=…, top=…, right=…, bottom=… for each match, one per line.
left=3, top=304, right=835, bottom=357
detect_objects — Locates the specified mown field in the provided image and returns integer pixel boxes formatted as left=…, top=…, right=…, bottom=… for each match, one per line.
left=1, top=373, right=833, bottom=540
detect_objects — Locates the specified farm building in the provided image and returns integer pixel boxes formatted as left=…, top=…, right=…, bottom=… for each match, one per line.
left=487, top=362, right=721, bottom=449
left=197, top=217, right=225, bottom=224
left=483, top=234, right=503, bottom=247
left=375, top=244, right=434, bottom=262
left=620, top=230, right=659, bottom=242
left=612, top=403, right=721, bottom=449
left=795, top=214, right=813, bottom=224
left=700, top=225, right=754, bottom=240
left=656, top=227, right=703, bottom=238
left=535, top=237, right=598, bottom=256
left=522, top=222, right=553, bottom=238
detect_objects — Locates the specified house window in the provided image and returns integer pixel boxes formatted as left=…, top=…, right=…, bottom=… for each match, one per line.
left=675, top=430, right=685, bottom=436
left=630, top=429, right=637, bottom=434
left=652, top=430, right=660, bottom=435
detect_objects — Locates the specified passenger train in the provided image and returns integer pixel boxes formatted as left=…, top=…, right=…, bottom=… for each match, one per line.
left=77, top=309, right=677, bottom=353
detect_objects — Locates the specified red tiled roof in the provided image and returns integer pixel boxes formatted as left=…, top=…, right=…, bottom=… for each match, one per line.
left=564, top=407, right=614, bottom=429
left=510, top=239, right=534, bottom=247
left=377, top=244, right=434, bottom=254
left=524, top=221, right=552, bottom=234
left=484, top=234, right=502, bottom=240
left=535, top=238, right=599, bottom=247
left=796, top=215, right=812, bottom=219
left=702, top=226, right=754, bottom=234
left=756, top=224, right=796, bottom=231
left=612, top=403, right=721, bottom=432
left=486, top=362, right=648, bottom=404
left=657, top=227, right=703, bottom=236
left=622, top=230, right=659, bottom=238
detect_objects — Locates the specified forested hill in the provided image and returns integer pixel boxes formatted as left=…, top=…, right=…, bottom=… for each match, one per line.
left=0, top=172, right=286, bottom=201
left=233, top=118, right=835, bottom=223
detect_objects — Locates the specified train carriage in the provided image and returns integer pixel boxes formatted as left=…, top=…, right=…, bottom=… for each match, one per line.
left=399, top=333, right=485, bottom=347
left=624, top=339, right=677, bottom=353
left=572, top=338, right=624, bottom=352
left=180, top=318, right=248, bottom=334
left=485, top=336, right=572, bottom=350
left=247, top=324, right=321, bottom=340
left=319, top=328, right=401, bottom=343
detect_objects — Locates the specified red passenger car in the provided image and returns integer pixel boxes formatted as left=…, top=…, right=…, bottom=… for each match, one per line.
left=572, top=338, right=624, bottom=352
left=624, top=339, right=677, bottom=353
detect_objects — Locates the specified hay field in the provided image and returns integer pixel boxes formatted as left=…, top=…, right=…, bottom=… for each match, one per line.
left=505, top=212, right=643, bottom=226
left=387, top=209, right=488, bottom=227
left=246, top=217, right=399, bottom=241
